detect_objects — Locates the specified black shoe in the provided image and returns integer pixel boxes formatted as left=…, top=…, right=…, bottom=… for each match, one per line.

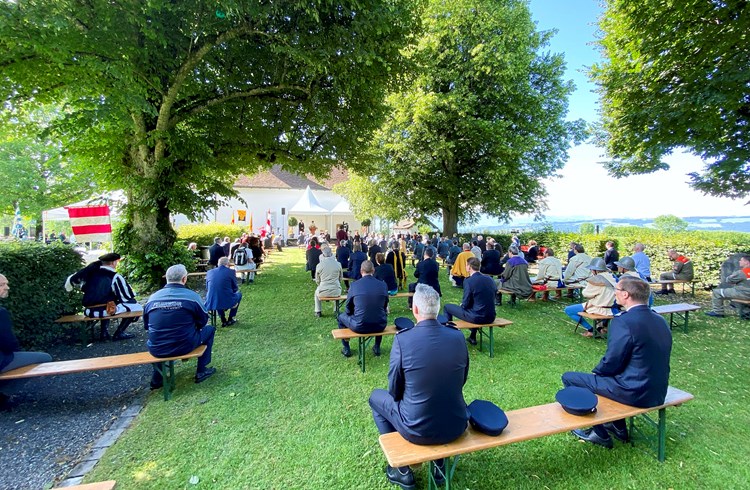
left=571, top=428, right=613, bottom=449
left=0, top=393, right=16, bottom=412
left=341, top=346, right=352, bottom=358
left=385, top=465, right=415, bottom=490
left=467, top=337, right=477, bottom=346
left=224, top=319, right=237, bottom=327
left=372, top=345, right=381, bottom=357
left=99, top=330, right=111, bottom=341
left=654, top=290, right=668, bottom=295
left=315, top=311, right=322, bottom=318
left=431, top=459, right=446, bottom=486
left=150, top=382, right=163, bottom=391
left=195, top=367, right=216, bottom=384
left=705, top=311, right=726, bottom=318
left=112, top=332, right=135, bottom=341
left=602, top=422, right=628, bottom=442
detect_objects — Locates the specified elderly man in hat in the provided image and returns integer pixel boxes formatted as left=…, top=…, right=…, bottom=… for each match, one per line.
left=369, top=284, right=469, bottom=489
left=655, top=250, right=694, bottom=295
left=66, top=252, right=142, bottom=340
left=145, top=264, right=216, bottom=388
left=563, top=276, right=672, bottom=448
left=564, top=258, right=617, bottom=337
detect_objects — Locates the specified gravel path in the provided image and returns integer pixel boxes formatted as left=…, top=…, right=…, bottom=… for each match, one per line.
left=0, top=319, right=151, bottom=490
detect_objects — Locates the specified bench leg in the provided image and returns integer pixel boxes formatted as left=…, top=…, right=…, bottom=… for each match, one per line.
left=334, top=300, right=342, bottom=317
left=658, top=407, right=667, bottom=462
left=488, top=327, right=494, bottom=358
left=153, top=361, right=176, bottom=401
left=682, top=311, right=690, bottom=334
left=358, top=337, right=372, bottom=373
left=428, top=455, right=460, bottom=490
left=478, top=327, right=483, bottom=353
left=627, top=408, right=669, bottom=462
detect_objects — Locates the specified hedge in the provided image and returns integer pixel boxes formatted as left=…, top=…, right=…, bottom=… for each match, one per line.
left=0, top=242, right=84, bottom=348
left=177, top=223, right=251, bottom=247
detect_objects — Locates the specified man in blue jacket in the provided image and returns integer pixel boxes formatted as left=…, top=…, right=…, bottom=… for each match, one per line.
left=408, top=247, right=441, bottom=308
left=563, top=276, right=672, bottom=448
left=205, top=257, right=242, bottom=327
left=443, top=258, right=496, bottom=345
left=369, top=284, right=469, bottom=489
left=144, top=264, right=217, bottom=389
left=337, top=261, right=388, bottom=357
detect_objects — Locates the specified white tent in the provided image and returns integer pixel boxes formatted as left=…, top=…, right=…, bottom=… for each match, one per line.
left=329, top=198, right=352, bottom=214
left=289, top=186, right=331, bottom=235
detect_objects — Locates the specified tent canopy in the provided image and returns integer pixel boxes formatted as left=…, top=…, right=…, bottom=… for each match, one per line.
left=329, top=198, right=352, bottom=214
left=289, top=186, right=329, bottom=214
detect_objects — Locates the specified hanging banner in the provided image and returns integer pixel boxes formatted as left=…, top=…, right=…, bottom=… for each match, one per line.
left=237, top=210, right=247, bottom=222
left=67, top=205, right=112, bottom=242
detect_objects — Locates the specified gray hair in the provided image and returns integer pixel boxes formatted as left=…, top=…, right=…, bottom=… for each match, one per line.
left=165, top=264, right=188, bottom=283
left=218, top=256, right=230, bottom=266
left=321, top=245, right=333, bottom=258
left=413, top=284, right=440, bottom=318
left=509, top=245, right=519, bottom=255
left=462, top=243, right=471, bottom=250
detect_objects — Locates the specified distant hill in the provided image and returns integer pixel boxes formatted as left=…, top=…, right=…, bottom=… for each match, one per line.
left=461, top=216, right=750, bottom=234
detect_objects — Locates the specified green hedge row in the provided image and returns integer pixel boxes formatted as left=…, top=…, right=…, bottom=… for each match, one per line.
left=176, top=223, right=251, bottom=247
left=0, top=242, right=83, bottom=348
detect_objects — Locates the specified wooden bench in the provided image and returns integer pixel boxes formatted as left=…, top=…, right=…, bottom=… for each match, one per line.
left=0, top=346, right=206, bottom=401
left=650, top=279, right=697, bottom=297
left=63, top=480, right=117, bottom=490
left=379, top=386, right=694, bottom=487
left=56, top=310, right=143, bottom=340
left=497, top=285, right=583, bottom=306
left=331, top=318, right=512, bottom=372
left=652, top=303, right=701, bottom=333
left=319, top=292, right=414, bottom=316
left=574, top=311, right=614, bottom=339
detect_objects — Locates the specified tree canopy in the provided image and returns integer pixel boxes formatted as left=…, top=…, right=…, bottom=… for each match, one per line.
left=0, top=0, right=419, bottom=257
left=591, top=0, right=750, bottom=201
left=336, top=0, right=584, bottom=235
left=652, top=214, right=689, bottom=234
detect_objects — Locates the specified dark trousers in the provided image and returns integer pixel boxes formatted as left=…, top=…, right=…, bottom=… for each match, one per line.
left=151, top=325, right=216, bottom=385
left=562, top=371, right=627, bottom=437
left=444, top=304, right=478, bottom=340
left=337, top=313, right=384, bottom=349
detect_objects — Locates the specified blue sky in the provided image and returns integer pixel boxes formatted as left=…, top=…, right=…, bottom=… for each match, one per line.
left=507, top=0, right=749, bottom=221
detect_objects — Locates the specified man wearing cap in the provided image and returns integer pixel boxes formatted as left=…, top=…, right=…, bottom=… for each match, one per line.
left=144, top=264, right=216, bottom=388
left=564, top=258, right=617, bottom=337
left=631, top=243, right=652, bottom=281
left=369, top=284, right=469, bottom=489
left=706, top=254, right=750, bottom=318
left=655, top=250, right=694, bottom=295
left=444, top=257, right=496, bottom=346
left=205, top=257, right=242, bottom=327
left=337, top=260, right=389, bottom=358
left=614, top=256, right=639, bottom=279
left=563, top=276, right=672, bottom=448
left=65, top=252, right=142, bottom=341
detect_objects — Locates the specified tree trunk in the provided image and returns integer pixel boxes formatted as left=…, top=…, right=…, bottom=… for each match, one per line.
left=442, top=205, right=458, bottom=237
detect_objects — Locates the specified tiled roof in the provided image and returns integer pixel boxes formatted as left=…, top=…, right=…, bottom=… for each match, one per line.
left=234, top=165, right=349, bottom=191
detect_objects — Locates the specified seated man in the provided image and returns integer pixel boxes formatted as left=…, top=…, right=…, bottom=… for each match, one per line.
left=480, top=242, right=504, bottom=276
left=524, top=240, right=539, bottom=263
left=1, top=273, right=52, bottom=409
left=564, top=258, right=617, bottom=337
left=604, top=241, right=619, bottom=272
left=437, top=236, right=450, bottom=261
left=530, top=247, right=562, bottom=301
left=205, top=257, right=242, bottom=327
left=408, top=247, right=441, bottom=307
left=314, top=245, right=343, bottom=317
left=336, top=239, right=351, bottom=270
left=706, top=254, right=750, bottom=318
left=446, top=239, right=462, bottom=266
left=563, top=244, right=592, bottom=293
left=444, top=258, right=496, bottom=345
left=564, top=276, right=672, bottom=448
left=65, top=252, right=142, bottom=341
left=655, top=250, right=694, bottom=295
left=337, top=261, right=389, bottom=358
left=631, top=242, right=652, bottom=281
left=374, top=253, right=398, bottom=296
left=450, top=243, right=475, bottom=288
left=345, top=243, right=368, bottom=281
left=145, top=264, right=217, bottom=388
left=498, top=245, right=532, bottom=300
left=369, top=284, right=469, bottom=489
left=232, top=243, right=256, bottom=284
left=272, top=234, right=284, bottom=252
left=208, top=237, right=226, bottom=267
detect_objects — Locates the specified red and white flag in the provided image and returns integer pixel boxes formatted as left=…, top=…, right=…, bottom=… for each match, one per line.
left=67, top=205, right=112, bottom=242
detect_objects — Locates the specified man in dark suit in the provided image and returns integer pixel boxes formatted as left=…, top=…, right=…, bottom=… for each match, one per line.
left=204, top=257, right=242, bottom=327
left=337, top=260, right=388, bottom=357
left=443, top=258, right=496, bottom=345
left=480, top=242, right=504, bottom=276
left=345, top=243, right=368, bottom=281
left=563, top=276, right=672, bottom=448
left=369, top=284, right=469, bottom=489
left=408, top=247, right=441, bottom=307
left=367, top=239, right=382, bottom=265
left=208, top=237, right=226, bottom=267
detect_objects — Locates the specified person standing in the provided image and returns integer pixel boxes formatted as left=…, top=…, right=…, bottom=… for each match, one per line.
left=564, top=276, right=672, bottom=448
left=205, top=257, right=242, bottom=327
left=145, top=264, right=217, bottom=388
left=369, top=284, right=469, bottom=489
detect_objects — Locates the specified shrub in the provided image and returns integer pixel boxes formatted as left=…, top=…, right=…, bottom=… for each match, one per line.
left=176, top=223, right=249, bottom=247
left=653, top=214, right=689, bottom=233
left=288, top=216, right=298, bottom=227
left=0, top=242, right=83, bottom=348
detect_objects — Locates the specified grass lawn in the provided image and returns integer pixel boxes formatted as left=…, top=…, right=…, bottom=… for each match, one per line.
left=85, top=248, right=750, bottom=489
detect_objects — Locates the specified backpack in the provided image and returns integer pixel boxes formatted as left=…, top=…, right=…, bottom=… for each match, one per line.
left=234, top=248, right=248, bottom=266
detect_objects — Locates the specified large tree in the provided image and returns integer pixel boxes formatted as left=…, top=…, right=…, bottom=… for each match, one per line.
left=336, top=0, right=584, bottom=235
left=0, top=0, right=418, bottom=256
left=591, top=0, right=750, bottom=200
